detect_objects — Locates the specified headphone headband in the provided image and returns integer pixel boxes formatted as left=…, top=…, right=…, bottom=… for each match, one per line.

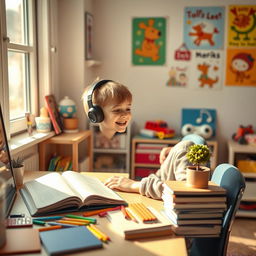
left=87, top=79, right=112, bottom=123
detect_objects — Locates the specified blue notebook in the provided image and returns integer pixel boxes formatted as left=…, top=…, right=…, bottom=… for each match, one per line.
left=40, top=226, right=103, bottom=255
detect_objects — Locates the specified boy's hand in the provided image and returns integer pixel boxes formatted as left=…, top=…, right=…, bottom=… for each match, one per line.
left=159, top=147, right=172, bottom=164
left=104, top=176, right=140, bottom=193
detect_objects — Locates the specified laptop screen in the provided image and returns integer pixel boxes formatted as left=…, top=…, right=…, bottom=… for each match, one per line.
left=0, top=105, right=16, bottom=217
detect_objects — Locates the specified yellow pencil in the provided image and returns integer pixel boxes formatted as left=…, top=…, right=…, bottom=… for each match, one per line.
left=62, top=217, right=91, bottom=224
left=57, top=220, right=88, bottom=226
left=87, top=226, right=108, bottom=242
left=39, top=225, right=62, bottom=232
left=125, top=207, right=138, bottom=223
left=90, top=224, right=110, bottom=241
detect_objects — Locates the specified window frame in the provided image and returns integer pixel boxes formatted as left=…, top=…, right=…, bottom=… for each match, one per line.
left=0, top=0, right=38, bottom=136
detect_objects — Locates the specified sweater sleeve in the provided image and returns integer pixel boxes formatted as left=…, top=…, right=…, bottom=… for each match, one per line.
left=139, top=140, right=193, bottom=199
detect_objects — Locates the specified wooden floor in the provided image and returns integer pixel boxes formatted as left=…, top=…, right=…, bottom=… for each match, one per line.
left=228, top=217, right=256, bottom=256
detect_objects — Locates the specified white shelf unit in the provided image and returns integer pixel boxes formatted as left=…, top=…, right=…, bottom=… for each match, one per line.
left=228, top=140, right=256, bottom=218
left=90, top=123, right=131, bottom=173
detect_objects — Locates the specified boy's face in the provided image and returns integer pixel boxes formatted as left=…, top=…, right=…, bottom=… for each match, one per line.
left=99, top=99, right=132, bottom=139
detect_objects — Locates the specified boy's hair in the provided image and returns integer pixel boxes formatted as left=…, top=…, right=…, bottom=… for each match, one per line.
left=82, top=79, right=132, bottom=113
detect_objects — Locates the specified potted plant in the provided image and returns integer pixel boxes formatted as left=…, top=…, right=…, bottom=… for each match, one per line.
left=186, top=144, right=211, bottom=188
left=10, top=157, right=25, bottom=187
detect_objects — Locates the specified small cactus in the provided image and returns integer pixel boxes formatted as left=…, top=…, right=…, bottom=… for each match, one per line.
left=186, top=144, right=211, bottom=171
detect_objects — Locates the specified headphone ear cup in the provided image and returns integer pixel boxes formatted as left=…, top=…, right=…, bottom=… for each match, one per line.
left=88, top=105, right=104, bottom=123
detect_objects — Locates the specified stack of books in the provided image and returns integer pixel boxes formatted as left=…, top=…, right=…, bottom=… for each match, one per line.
left=162, top=180, right=227, bottom=237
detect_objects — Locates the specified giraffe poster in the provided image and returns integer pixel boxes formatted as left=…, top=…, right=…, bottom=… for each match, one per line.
left=132, top=17, right=166, bottom=65
left=190, top=50, right=223, bottom=90
left=227, top=5, right=256, bottom=47
left=226, top=48, right=256, bottom=86
left=183, top=6, right=225, bottom=50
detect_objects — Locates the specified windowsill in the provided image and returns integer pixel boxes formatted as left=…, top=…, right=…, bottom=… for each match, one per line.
left=9, top=131, right=55, bottom=155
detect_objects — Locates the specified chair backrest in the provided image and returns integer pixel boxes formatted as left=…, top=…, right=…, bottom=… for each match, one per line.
left=190, top=163, right=245, bottom=256
left=181, top=134, right=206, bottom=145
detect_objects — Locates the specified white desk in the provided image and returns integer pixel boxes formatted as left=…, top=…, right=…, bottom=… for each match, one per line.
left=11, top=171, right=187, bottom=256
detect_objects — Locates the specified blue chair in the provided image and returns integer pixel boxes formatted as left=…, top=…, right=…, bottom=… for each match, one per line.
left=181, top=134, right=206, bottom=145
left=189, top=164, right=246, bottom=256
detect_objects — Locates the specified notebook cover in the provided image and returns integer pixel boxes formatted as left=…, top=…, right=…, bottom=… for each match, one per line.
left=40, top=226, right=103, bottom=255
left=0, top=228, right=41, bottom=255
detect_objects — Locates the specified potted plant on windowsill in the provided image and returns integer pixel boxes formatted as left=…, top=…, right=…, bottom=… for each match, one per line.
left=9, top=157, right=25, bottom=187
left=186, top=144, right=211, bottom=188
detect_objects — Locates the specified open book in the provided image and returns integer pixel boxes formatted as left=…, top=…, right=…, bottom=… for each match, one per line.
left=20, top=171, right=126, bottom=216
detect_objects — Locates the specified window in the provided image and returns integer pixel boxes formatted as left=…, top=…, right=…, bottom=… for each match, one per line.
left=0, top=0, right=38, bottom=135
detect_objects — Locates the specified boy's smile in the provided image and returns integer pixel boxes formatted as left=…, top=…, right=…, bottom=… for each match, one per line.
left=99, top=100, right=132, bottom=139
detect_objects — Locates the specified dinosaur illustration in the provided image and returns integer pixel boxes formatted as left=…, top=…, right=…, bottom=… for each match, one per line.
left=197, top=63, right=218, bottom=88
left=135, top=19, right=161, bottom=61
left=230, top=7, right=256, bottom=41
left=189, top=23, right=219, bottom=46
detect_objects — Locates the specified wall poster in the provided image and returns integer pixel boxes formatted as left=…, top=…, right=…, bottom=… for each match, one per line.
left=183, top=6, right=225, bottom=50
left=166, top=66, right=189, bottom=87
left=227, top=5, right=256, bottom=47
left=226, top=48, right=256, bottom=86
left=132, top=17, right=166, bottom=65
left=190, top=50, right=223, bottom=90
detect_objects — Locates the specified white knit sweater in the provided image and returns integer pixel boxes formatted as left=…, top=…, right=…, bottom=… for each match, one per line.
left=139, top=140, right=194, bottom=199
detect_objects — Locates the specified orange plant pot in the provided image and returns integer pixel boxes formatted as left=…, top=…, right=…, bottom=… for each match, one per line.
left=186, top=166, right=210, bottom=189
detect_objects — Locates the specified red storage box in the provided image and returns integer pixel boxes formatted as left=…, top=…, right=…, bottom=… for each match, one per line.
left=135, top=168, right=158, bottom=180
left=135, top=149, right=161, bottom=164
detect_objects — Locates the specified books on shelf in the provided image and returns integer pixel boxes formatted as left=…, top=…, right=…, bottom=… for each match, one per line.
left=20, top=171, right=126, bottom=216
left=162, top=180, right=226, bottom=236
left=106, top=206, right=173, bottom=240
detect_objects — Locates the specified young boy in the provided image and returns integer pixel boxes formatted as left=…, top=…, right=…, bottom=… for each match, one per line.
left=82, top=79, right=132, bottom=139
left=104, top=140, right=194, bottom=199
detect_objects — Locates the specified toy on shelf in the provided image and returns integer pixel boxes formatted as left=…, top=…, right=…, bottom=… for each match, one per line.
left=35, top=107, right=52, bottom=133
left=232, top=125, right=254, bottom=144
left=58, top=96, right=79, bottom=133
left=140, top=120, right=175, bottom=139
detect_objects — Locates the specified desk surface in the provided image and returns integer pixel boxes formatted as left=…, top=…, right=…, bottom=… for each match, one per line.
left=11, top=171, right=187, bottom=256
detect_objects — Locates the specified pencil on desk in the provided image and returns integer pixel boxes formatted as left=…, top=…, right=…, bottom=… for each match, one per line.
left=89, top=224, right=110, bottom=242
left=65, top=214, right=97, bottom=223
left=32, top=220, right=46, bottom=226
left=129, top=203, right=157, bottom=222
left=124, top=208, right=138, bottom=223
left=39, top=225, right=62, bottom=232
left=62, top=217, right=91, bottom=224
left=33, top=216, right=64, bottom=221
left=87, top=226, right=107, bottom=242
left=57, top=220, right=89, bottom=226
left=83, top=206, right=121, bottom=217
left=121, top=205, right=130, bottom=220
left=47, top=222, right=77, bottom=228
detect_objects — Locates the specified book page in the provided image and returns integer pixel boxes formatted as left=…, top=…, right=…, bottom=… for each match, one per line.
left=62, top=171, right=124, bottom=204
left=35, top=172, right=80, bottom=197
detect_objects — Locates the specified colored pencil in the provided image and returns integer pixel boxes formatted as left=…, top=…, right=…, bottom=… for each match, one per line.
left=125, top=207, right=138, bottom=223
left=90, top=224, right=110, bottom=241
left=64, top=214, right=97, bottom=223
left=83, top=206, right=121, bottom=217
left=121, top=205, right=130, bottom=220
left=57, top=220, right=89, bottom=226
left=47, top=222, right=77, bottom=228
left=62, top=217, right=91, bottom=224
left=33, top=216, right=64, bottom=221
left=39, top=225, right=62, bottom=232
left=32, top=220, right=46, bottom=226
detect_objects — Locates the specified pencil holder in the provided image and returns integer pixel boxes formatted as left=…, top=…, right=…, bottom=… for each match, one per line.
left=35, top=117, right=52, bottom=133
